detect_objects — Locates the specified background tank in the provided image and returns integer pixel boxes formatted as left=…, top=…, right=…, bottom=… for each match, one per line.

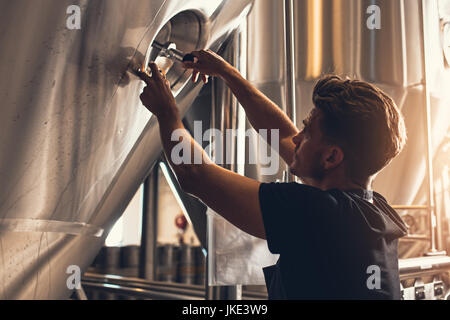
left=208, top=0, right=450, bottom=286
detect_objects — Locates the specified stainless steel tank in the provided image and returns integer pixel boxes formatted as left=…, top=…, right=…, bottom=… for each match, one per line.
left=0, top=0, right=253, bottom=299
left=208, top=0, right=450, bottom=287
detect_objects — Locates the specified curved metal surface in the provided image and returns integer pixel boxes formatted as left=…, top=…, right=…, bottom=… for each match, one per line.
left=0, top=0, right=253, bottom=299
left=0, top=219, right=103, bottom=237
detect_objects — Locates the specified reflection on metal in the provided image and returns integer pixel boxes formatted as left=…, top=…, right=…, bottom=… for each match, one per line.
left=421, top=0, right=446, bottom=255
left=293, top=0, right=423, bottom=86
left=0, top=0, right=253, bottom=299
left=246, top=0, right=286, bottom=184
left=0, top=219, right=103, bottom=237
left=159, top=160, right=207, bottom=248
left=443, top=22, right=450, bottom=66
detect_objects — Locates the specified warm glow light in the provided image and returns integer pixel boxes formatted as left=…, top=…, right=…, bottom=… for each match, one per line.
left=306, top=0, right=323, bottom=79
left=105, top=185, right=143, bottom=247
left=105, top=215, right=124, bottom=247
left=332, top=0, right=344, bottom=75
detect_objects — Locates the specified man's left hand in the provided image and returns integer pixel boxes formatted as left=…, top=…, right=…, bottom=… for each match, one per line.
left=138, top=62, right=177, bottom=118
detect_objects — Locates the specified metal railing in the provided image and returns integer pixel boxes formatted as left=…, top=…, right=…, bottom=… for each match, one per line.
left=399, top=255, right=450, bottom=280
left=81, top=272, right=268, bottom=300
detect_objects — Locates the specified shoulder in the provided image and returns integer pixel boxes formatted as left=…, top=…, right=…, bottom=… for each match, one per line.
left=372, top=191, right=390, bottom=204
left=259, top=182, right=340, bottom=210
left=260, top=182, right=330, bottom=196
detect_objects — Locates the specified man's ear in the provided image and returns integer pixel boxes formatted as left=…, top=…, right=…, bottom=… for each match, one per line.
left=323, top=145, right=344, bottom=170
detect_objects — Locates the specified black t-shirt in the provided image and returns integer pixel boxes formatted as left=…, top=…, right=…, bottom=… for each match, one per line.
left=259, top=182, right=408, bottom=300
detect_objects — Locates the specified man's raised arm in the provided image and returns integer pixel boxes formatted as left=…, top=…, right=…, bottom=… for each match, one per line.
left=137, top=63, right=266, bottom=240
left=183, top=50, right=299, bottom=166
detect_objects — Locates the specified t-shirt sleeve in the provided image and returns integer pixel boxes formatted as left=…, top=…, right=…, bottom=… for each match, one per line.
left=259, top=182, right=337, bottom=254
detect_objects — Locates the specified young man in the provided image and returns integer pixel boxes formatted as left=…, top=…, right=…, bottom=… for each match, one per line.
left=137, top=49, right=408, bottom=299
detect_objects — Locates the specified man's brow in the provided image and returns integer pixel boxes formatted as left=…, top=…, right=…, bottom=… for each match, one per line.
left=303, top=118, right=311, bottom=128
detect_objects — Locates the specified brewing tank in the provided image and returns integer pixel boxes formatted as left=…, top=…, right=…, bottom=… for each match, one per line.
left=208, top=0, right=450, bottom=286
left=0, top=0, right=253, bottom=299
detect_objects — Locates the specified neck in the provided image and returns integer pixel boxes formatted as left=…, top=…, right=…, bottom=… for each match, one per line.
left=303, top=173, right=372, bottom=191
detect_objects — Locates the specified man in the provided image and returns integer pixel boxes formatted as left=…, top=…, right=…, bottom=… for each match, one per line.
left=137, top=49, right=408, bottom=299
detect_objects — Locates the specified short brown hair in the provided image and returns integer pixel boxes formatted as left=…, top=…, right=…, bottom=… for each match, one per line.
left=312, top=75, right=407, bottom=181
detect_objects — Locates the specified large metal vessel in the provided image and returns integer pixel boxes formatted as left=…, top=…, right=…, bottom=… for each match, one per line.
left=1, top=0, right=449, bottom=300
left=208, top=0, right=450, bottom=296
left=0, top=0, right=253, bottom=299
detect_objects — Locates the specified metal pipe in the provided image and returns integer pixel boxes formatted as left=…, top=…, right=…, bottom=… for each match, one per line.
left=420, top=0, right=441, bottom=254
left=82, top=282, right=204, bottom=300
left=283, top=0, right=297, bottom=182
left=140, top=163, right=160, bottom=280
left=392, top=205, right=429, bottom=210
left=283, top=0, right=297, bottom=126
left=84, top=272, right=203, bottom=290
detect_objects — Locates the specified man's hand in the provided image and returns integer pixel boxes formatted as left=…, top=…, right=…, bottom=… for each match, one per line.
left=182, top=49, right=232, bottom=83
left=185, top=50, right=299, bottom=166
left=138, top=62, right=178, bottom=119
left=135, top=59, right=266, bottom=240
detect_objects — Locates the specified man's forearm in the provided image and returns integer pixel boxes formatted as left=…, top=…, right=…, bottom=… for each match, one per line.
left=219, top=66, right=298, bottom=164
left=221, top=66, right=299, bottom=140
left=138, top=61, right=266, bottom=239
left=156, top=108, right=211, bottom=191
left=155, top=109, right=266, bottom=239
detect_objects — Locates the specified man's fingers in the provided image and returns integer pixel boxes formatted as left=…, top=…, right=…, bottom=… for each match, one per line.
left=148, top=62, right=162, bottom=80
left=137, top=70, right=152, bottom=86
left=201, top=74, right=208, bottom=84
left=192, top=70, right=199, bottom=83
left=190, top=51, right=206, bottom=61
left=182, top=61, right=196, bottom=69
left=139, top=92, right=149, bottom=106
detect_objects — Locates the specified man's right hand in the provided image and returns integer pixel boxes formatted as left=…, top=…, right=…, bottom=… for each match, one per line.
left=183, top=48, right=299, bottom=167
left=182, top=49, right=232, bottom=83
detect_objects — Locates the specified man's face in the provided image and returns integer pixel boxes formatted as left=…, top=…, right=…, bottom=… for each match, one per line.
left=289, top=109, right=330, bottom=184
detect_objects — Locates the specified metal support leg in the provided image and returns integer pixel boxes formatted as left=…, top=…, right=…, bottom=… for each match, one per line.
left=284, top=0, right=297, bottom=183
left=140, top=163, right=160, bottom=280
